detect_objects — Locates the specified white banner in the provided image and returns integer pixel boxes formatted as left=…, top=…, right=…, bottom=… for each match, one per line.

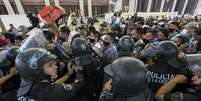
left=105, top=12, right=178, bottom=22
left=137, top=12, right=178, bottom=18
left=0, top=15, right=31, bottom=30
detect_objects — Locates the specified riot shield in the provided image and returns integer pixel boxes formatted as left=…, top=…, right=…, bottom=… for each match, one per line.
left=19, top=28, right=48, bottom=53
left=186, top=54, right=201, bottom=73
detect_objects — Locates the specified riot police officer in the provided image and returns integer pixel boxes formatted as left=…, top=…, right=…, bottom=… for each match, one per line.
left=100, top=57, right=151, bottom=101
left=0, top=46, right=20, bottom=101
left=116, top=35, right=135, bottom=58
left=155, top=54, right=201, bottom=101
left=147, top=41, right=188, bottom=97
left=70, top=36, right=103, bottom=101
left=16, top=48, right=83, bottom=101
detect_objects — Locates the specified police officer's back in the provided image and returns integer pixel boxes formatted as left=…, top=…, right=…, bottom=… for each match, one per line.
left=147, top=41, right=188, bottom=95
left=155, top=54, right=201, bottom=101
left=100, top=57, right=151, bottom=101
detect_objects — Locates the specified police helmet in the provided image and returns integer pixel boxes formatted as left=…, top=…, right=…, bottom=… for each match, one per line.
left=157, top=41, right=179, bottom=59
left=16, top=48, right=57, bottom=81
left=186, top=54, right=201, bottom=74
left=104, top=57, right=148, bottom=96
left=156, top=41, right=182, bottom=69
left=0, top=46, right=18, bottom=69
left=117, top=35, right=134, bottom=52
left=71, top=37, right=91, bottom=57
left=6, top=46, right=19, bottom=61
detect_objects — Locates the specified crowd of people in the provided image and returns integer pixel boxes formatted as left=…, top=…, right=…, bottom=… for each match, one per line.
left=0, top=5, right=201, bottom=101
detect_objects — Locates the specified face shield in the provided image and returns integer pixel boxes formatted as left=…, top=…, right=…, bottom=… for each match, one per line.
left=186, top=54, right=201, bottom=74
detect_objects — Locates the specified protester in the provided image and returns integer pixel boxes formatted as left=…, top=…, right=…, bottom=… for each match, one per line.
left=127, top=26, right=145, bottom=57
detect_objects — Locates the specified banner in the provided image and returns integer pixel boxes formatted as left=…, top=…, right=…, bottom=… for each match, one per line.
left=0, top=15, right=31, bottom=31
left=105, top=12, right=178, bottom=22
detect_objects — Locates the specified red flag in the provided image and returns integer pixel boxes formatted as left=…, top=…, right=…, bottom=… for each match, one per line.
left=38, top=6, right=65, bottom=25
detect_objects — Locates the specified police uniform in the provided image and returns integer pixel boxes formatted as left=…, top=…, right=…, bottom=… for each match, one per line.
left=147, top=62, right=187, bottom=93
left=0, top=47, right=20, bottom=101
left=100, top=57, right=151, bottom=101
left=71, top=37, right=103, bottom=101
left=16, top=48, right=84, bottom=101
left=147, top=41, right=189, bottom=95
left=163, top=54, right=201, bottom=101
left=18, top=79, right=83, bottom=101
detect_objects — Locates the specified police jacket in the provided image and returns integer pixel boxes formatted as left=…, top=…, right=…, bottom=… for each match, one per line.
left=99, top=90, right=152, bottom=101
left=147, top=62, right=188, bottom=94
left=18, top=75, right=83, bottom=101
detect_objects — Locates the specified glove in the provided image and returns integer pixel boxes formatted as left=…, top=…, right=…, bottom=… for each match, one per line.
left=164, top=92, right=184, bottom=101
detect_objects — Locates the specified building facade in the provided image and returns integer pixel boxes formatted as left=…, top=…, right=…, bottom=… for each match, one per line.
left=0, top=0, right=200, bottom=16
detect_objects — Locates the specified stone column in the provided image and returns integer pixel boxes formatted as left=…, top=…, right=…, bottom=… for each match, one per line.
left=181, top=0, right=188, bottom=15
left=135, top=0, right=138, bottom=12
left=2, top=0, right=15, bottom=15
left=115, top=0, right=123, bottom=12
left=160, top=0, right=165, bottom=12
left=171, top=0, right=177, bottom=12
left=79, top=0, right=85, bottom=17
left=194, top=0, right=201, bottom=15
left=54, top=0, right=60, bottom=6
left=44, top=0, right=51, bottom=6
left=129, top=0, right=135, bottom=13
left=14, top=0, right=25, bottom=14
left=147, top=0, right=152, bottom=12
left=87, top=0, right=92, bottom=17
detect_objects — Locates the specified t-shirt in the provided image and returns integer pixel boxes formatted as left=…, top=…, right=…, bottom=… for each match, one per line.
left=147, top=62, right=186, bottom=93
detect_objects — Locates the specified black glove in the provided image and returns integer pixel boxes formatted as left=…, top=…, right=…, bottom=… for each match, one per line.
left=164, top=92, right=184, bottom=101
